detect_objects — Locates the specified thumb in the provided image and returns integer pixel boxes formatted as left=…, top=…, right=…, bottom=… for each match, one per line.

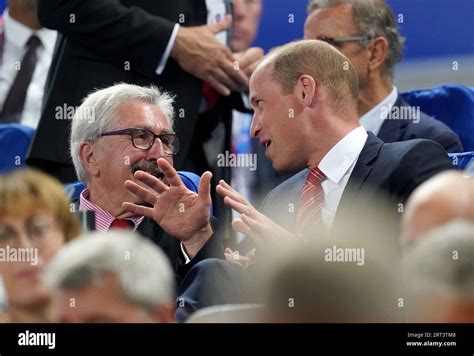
left=208, top=14, right=232, bottom=34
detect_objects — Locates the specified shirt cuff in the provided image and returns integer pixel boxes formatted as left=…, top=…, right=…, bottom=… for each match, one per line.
left=180, top=242, right=191, bottom=264
left=155, top=23, right=180, bottom=75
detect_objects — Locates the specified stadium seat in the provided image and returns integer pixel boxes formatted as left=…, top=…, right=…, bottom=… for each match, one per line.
left=449, top=151, right=474, bottom=170
left=401, top=84, right=474, bottom=151
left=0, top=123, right=35, bottom=173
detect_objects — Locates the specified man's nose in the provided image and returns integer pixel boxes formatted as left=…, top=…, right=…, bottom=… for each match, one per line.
left=250, top=114, right=261, bottom=138
left=145, top=136, right=166, bottom=160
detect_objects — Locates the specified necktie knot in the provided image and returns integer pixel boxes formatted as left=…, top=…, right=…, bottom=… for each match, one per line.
left=305, top=167, right=326, bottom=186
left=26, top=35, right=41, bottom=50
left=110, top=219, right=133, bottom=230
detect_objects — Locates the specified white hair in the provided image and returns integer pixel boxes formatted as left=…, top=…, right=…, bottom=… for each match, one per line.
left=43, top=230, right=175, bottom=310
left=70, top=83, right=175, bottom=182
left=402, top=220, right=474, bottom=298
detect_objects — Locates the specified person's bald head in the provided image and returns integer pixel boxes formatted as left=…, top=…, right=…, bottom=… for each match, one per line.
left=401, top=170, right=474, bottom=244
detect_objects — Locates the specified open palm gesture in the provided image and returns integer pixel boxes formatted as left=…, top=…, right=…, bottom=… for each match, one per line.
left=122, top=159, right=213, bottom=256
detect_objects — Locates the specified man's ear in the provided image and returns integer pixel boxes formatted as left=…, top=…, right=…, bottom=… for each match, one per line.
left=295, top=74, right=317, bottom=108
left=79, top=142, right=100, bottom=178
left=367, top=36, right=389, bottom=73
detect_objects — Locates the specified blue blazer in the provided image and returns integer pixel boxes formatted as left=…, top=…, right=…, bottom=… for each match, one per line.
left=261, top=133, right=454, bottom=233
left=377, top=96, right=463, bottom=153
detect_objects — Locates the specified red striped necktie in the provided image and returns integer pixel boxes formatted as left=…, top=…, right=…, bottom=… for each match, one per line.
left=295, top=167, right=327, bottom=236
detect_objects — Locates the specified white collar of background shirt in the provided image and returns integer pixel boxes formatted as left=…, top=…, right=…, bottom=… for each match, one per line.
left=359, top=86, right=398, bottom=136
left=3, top=9, right=56, bottom=54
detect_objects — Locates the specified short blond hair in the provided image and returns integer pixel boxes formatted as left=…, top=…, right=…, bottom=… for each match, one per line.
left=265, top=40, right=359, bottom=112
left=0, top=169, right=81, bottom=242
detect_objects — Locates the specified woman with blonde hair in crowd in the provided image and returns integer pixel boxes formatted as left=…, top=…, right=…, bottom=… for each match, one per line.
left=0, top=169, right=81, bottom=322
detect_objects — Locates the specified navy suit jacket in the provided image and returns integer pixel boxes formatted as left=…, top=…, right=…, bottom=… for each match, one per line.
left=261, top=133, right=454, bottom=234
left=72, top=199, right=224, bottom=287
left=377, top=96, right=463, bottom=153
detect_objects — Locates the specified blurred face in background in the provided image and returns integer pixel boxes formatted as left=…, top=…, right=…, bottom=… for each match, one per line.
left=304, top=4, right=371, bottom=90
left=231, top=0, right=263, bottom=51
left=0, top=210, right=65, bottom=307
left=0, top=169, right=80, bottom=314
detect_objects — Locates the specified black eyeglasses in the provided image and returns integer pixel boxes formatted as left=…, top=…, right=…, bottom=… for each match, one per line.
left=100, top=128, right=180, bottom=155
left=316, top=35, right=372, bottom=48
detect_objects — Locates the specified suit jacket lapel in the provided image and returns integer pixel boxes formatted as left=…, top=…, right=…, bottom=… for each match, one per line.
left=377, top=95, right=409, bottom=143
left=136, top=218, right=163, bottom=246
left=333, top=133, right=383, bottom=227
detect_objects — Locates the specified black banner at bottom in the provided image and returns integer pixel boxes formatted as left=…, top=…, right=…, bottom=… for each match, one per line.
left=0, top=323, right=472, bottom=355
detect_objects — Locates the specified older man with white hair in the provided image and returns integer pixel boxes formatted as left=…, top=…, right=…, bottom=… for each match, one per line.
left=44, top=230, right=175, bottom=323
left=69, top=83, right=223, bottom=286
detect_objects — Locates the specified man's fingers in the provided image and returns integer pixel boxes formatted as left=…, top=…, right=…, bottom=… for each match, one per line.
left=216, top=183, right=249, bottom=206
left=208, top=14, right=232, bottom=34
left=231, top=218, right=252, bottom=236
left=122, top=202, right=155, bottom=219
left=241, top=213, right=263, bottom=234
left=209, top=67, right=241, bottom=94
left=198, top=171, right=213, bottom=203
left=157, top=158, right=183, bottom=187
left=124, top=180, right=158, bottom=205
left=223, top=196, right=252, bottom=215
left=235, top=47, right=264, bottom=70
left=206, top=76, right=231, bottom=96
left=219, top=57, right=249, bottom=90
left=217, top=180, right=250, bottom=204
left=133, top=170, right=168, bottom=193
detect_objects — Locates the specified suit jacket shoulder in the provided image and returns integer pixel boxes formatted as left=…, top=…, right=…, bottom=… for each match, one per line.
left=377, top=95, right=463, bottom=153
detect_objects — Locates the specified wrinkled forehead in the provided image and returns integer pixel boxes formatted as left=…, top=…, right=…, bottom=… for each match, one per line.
left=114, top=101, right=170, bottom=132
left=305, top=4, right=358, bottom=37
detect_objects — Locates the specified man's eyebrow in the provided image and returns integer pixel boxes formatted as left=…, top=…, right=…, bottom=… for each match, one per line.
left=135, top=126, right=174, bottom=135
left=250, top=96, right=259, bottom=107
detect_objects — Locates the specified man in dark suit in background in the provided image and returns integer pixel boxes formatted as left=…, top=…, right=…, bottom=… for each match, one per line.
left=69, top=83, right=223, bottom=286
left=304, top=0, right=463, bottom=153
left=26, top=0, right=262, bottom=182
left=216, top=40, right=453, bottom=246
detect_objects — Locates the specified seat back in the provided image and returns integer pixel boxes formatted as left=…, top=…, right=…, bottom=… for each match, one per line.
left=0, top=123, right=35, bottom=173
left=401, top=84, right=474, bottom=151
left=449, top=151, right=474, bottom=170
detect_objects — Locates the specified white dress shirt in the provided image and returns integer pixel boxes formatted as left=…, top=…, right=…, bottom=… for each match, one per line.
left=359, top=86, right=398, bottom=135
left=0, top=9, right=57, bottom=128
left=318, top=126, right=368, bottom=229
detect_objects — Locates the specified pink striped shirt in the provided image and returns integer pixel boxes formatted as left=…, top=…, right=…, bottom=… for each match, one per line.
left=79, top=189, right=144, bottom=231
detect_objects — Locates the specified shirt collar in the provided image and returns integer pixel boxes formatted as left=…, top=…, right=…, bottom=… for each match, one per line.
left=79, top=188, right=144, bottom=231
left=3, top=9, right=57, bottom=53
left=318, top=126, right=368, bottom=185
left=359, top=86, right=398, bottom=135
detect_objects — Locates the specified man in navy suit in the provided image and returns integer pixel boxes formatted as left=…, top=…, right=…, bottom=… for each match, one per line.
left=216, top=40, right=453, bottom=244
left=304, top=0, right=463, bottom=153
